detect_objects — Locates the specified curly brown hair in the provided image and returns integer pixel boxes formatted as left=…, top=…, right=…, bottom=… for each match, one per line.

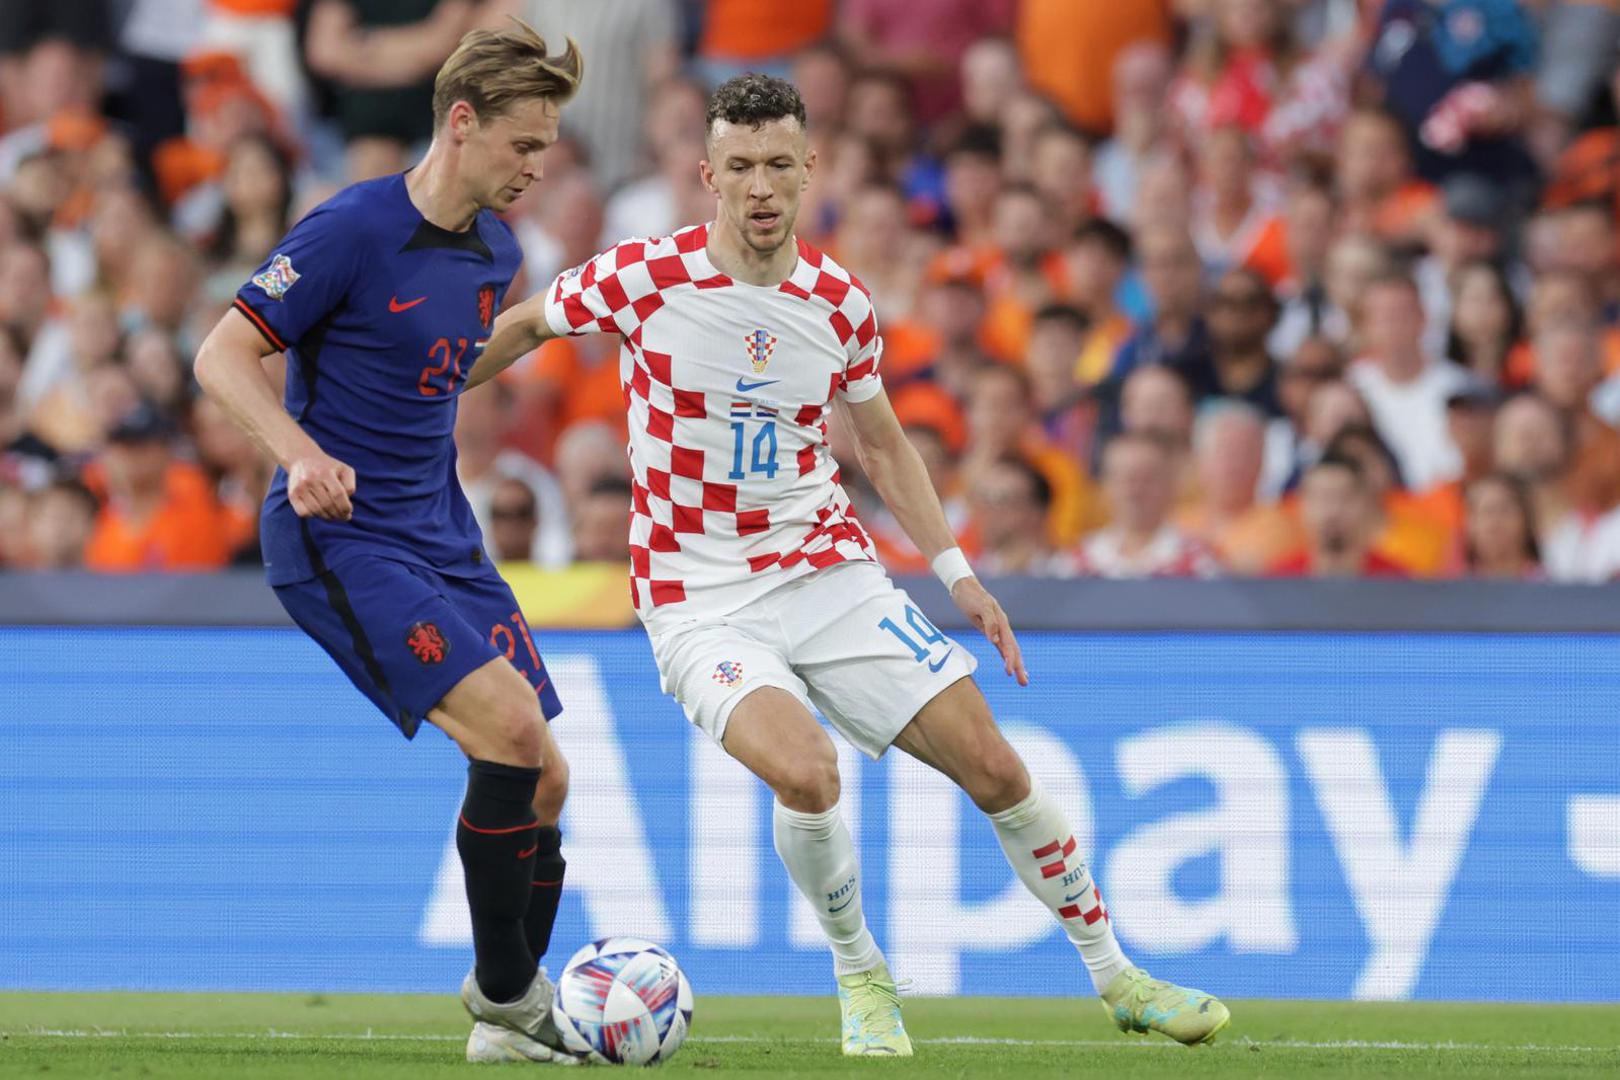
left=705, top=73, right=807, bottom=137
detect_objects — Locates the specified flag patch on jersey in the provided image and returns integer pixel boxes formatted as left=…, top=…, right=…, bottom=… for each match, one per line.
left=251, top=254, right=300, bottom=300
left=731, top=400, right=777, bottom=420
left=744, top=328, right=777, bottom=373
left=712, top=660, right=745, bottom=688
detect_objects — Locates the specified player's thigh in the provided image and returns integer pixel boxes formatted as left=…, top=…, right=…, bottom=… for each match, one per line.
left=789, top=562, right=979, bottom=760
left=891, top=677, right=1030, bottom=813
left=649, top=617, right=815, bottom=751
left=427, top=655, right=562, bottom=771
left=273, top=557, right=505, bottom=741
left=722, top=686, right=842, bottom=812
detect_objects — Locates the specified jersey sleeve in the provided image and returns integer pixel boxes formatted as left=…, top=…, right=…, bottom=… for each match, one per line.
left=837, top=284, right=884, bottom=404
left=233, top=204, right=363, bottom=352
left=543, top=246, right=630, bottom=338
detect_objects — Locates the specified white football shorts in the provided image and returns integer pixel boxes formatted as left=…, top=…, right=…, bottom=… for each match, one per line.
left=646, top=560, right=979, bottom=758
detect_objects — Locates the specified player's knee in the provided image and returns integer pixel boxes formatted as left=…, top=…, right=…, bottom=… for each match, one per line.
left=490, top=701, right=545, bottom=769
left=534, top=750, right=569, bottom=823
left=964, top=738, right=1030, bottom=813
left=775, top=751, right=840, bottom=814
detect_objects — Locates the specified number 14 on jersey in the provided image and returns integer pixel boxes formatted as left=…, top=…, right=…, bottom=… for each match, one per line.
left=728, top=402, right=779, bottom=480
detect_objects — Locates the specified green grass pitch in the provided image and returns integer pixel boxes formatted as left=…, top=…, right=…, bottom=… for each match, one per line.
left=2, top=992, right=1617, bottom=1078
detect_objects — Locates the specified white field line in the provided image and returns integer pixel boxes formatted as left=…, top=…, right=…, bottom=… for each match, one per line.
left=6, top=1028, right=1613, bottom=1054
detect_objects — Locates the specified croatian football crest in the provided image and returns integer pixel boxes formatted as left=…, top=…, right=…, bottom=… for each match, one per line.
left=744, top=329, right=777, bottom=374
left=477, top=285, right=496, bottom=330
left=251, top=254, right=300, bottom=301
left=712, top=660, right=745, bottom=688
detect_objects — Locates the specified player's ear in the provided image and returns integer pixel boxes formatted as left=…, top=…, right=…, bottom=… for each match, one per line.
left=448, top=100, right=478, bottom=143
left=802, top=145, right=817, bottom=190
left=698, top=158, right=718, bottom=197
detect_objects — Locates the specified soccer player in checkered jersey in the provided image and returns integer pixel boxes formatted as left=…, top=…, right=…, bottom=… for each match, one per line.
left=196, top=22, right=587, bottom=1066
left=472, top=74, right=1229, bottom=1053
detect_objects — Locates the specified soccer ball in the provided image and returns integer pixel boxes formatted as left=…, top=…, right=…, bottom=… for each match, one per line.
left=551, top=937, right=693, bottom=1065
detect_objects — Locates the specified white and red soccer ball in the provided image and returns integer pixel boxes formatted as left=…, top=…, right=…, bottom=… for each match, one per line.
left=551, top=937, right=693, bottom=1065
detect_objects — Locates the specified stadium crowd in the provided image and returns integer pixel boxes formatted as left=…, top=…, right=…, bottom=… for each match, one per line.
left=3, top=0, right=1620, bottom=581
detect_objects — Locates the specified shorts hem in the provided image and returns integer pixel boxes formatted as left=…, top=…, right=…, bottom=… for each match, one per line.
left=837, top=664, right=978, bottom=761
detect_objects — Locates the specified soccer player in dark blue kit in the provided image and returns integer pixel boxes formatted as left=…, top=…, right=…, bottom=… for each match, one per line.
left=194, top=21, right=584, bottom=1066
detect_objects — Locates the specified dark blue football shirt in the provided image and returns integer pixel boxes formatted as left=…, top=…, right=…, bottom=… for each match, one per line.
left=234, top=173, right=522, bottom=586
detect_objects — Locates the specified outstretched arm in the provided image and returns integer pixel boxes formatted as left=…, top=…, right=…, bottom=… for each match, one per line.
left=463, top=290, right=557, bottom=391
left=841, top=390, right=1029, bottom=685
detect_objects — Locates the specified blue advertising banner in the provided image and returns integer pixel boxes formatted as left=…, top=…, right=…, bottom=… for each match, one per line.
left=3, top=627, right=1617, bottom=1001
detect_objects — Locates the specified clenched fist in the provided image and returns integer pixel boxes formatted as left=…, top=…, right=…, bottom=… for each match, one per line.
left=287, top=451, right=357, bottom=521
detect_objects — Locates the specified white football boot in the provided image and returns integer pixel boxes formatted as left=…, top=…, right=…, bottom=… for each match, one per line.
left=461, top=967, right=579, bottom=1065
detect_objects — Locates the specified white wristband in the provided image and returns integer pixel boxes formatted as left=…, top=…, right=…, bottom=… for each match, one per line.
left=931, top=547, right=975, bottom=592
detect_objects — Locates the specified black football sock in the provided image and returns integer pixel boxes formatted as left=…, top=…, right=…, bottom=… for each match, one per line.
left=524, top=825, right=567, bottom=965
left=456, top=759, right=541, bottom=1003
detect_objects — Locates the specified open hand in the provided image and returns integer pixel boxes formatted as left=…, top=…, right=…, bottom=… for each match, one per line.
left=950, top=577, right=1029, bottom=686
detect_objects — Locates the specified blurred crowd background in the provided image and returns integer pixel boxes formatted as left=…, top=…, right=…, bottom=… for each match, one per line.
left=3, top=0, right=1620, bottom=582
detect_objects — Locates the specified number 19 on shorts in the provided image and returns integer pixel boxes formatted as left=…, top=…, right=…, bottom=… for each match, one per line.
left=879, top=604, right=952, bottom=671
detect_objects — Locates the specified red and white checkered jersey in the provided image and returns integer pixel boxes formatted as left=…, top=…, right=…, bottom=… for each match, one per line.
left=543, top=224, right=884, bottom=629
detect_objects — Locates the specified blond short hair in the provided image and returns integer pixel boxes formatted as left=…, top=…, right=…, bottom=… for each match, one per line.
left=432, top=18, right=582, bottom=129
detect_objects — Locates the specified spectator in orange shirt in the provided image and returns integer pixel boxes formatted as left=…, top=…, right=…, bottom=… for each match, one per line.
left=1015, top=0, right=1172, bottom=135
left=1269, top=453, right=1410, bottom=578
left=1532, top=320, right=1620, bottom=525
left=978, top=183, right=1067, bottom=363
left=83, top=403, right=233, bottom=572
left=1179, top=399, right=1301, bottom=575
left=962, top=363, right=1098, bottom=546
left=192, top=393, right=271, bottom=562
left=1418, top=384, right=1502, bottom=543
left=699, top=0, right=832, bottom=84
left=1334, top=106, right=1438, bottom=248
left=865, top=388, right=971, bottom=573
left=1508, top=269, right=1620, bottom=384
left=1067, top=219, right=1134, bottom=385
left=1324, top=424, right=1452, bottom=576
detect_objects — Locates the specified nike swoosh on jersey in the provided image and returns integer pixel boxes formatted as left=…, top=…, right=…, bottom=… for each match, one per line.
left=735, top=377, right=780, bottom=392
left=927, top=649, right=954, bottom=673
left=389, top=295, right=428, bottom=312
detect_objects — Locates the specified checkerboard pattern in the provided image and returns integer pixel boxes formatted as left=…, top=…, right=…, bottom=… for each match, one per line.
left=546, top=226, right=883, bottom=620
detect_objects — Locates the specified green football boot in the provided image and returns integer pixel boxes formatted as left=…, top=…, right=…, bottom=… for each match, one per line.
left=1100, top=967, right=1230, bottom=1045
left=836, top=962, right=913, bottom=1056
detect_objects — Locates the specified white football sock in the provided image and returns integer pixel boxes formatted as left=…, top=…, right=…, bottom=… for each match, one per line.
left=772, top=801, right=883, bottom=976
left=988, top=783, right=1132, bottom=993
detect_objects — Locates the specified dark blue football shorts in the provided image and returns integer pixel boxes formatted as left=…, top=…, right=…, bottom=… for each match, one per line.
left=274, top=554, right=563, bottom=739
